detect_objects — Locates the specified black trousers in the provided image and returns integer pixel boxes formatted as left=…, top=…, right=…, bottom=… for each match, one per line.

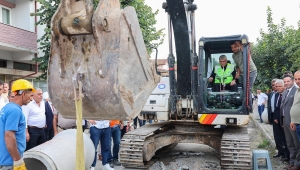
left=273, top=122, right=290, bottom=158
left=45, top=128, right=54, bottom=141
left=269, top=113, right=274, bottom=125
left=213, top=83, right=237, bottom=92
left=121, top=125, right=127, bottom=138
left=26, top=127, right=46, bottom=151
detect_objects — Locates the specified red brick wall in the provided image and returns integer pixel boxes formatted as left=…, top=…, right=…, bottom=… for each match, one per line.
left=0, top=23, right=37, bottom=51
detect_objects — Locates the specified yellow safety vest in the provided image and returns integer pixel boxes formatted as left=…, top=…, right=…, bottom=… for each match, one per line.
left=214, top=63, right=234, bottom=84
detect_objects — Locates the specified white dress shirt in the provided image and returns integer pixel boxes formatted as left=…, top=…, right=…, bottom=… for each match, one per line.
left=0, top=96, right=8, bottom=110
left=270, top=92, right=276, bottom=112
left=22, top=100, right=46, bottom=128
left=90, top=120, right=109, bottom=129
left=257, top=93, right=268, bottom=106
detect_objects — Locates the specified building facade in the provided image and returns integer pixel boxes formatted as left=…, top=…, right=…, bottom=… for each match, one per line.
left=0, top=0, right=46, bottom=91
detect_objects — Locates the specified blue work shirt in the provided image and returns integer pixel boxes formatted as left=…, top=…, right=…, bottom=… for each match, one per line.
left=0, top=102, right=26, bottom=166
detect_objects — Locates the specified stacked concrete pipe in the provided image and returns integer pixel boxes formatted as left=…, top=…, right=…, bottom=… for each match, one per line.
left=24, top=129, right=95, bottom=170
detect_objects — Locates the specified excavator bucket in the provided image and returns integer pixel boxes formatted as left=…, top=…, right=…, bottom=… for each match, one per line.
left=48, top=0, right=159, bottom=120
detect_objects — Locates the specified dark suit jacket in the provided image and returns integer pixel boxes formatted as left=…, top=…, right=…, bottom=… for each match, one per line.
left=268, top=91, right=276, bottom=124
left=280, top=86, right=297, bottom=126
left=45, top=101, right=54, bottom=130
left=274, top=93, right=281, bottom=122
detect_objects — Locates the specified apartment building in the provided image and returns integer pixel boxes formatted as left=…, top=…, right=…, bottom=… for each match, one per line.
left=0, top=0, right=46, bottom=91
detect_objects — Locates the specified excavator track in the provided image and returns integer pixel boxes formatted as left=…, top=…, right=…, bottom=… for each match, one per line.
left=120, top=122, right=173, bottom=169
left=220, top=126, right=251, bottom=169
left=120, top=121, right=223, bottom=169
left=120, top=122, right=251, bottom=169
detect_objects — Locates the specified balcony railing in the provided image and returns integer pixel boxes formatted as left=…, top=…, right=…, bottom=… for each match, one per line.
left=0, top=22, right=37, bottom=52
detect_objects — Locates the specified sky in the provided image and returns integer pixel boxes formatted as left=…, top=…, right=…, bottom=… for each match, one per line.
left=144, top=0, right=300, bottom=59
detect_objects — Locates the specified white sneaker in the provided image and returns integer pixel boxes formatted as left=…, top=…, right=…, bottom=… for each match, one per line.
left=103, top=164, right=114, bottom=170
left=90, top=167, right=95, bottom=170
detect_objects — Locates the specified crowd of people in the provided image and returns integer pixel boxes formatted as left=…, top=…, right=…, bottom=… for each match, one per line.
left=0, top=79, right=35, bottom=170
left=0, top=79, right=149, bottom=170
left=263, top=71, right=300, bottom=170
left=89, top=117, right=151, bottom=170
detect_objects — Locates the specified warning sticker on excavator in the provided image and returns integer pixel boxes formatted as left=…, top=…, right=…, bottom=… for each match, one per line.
left=198, top=114, right=218, bottom=124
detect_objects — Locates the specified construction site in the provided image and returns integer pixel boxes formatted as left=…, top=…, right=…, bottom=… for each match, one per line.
left=2, top=0, right=298, bottom=170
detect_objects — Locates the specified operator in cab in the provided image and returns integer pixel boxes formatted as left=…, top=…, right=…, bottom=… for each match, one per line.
left=208, top=55, right=238, bottom=92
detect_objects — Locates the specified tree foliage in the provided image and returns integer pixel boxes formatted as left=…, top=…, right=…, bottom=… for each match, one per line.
left=286, top=21, right=300, bottom=71
left=252, top=6, right=300, bottom=90
left=32, top=0, right=164, bottom=79
left=31, top=0, right=60, bottom=80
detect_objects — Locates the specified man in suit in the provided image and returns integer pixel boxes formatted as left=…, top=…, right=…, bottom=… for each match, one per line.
left=280, top=74, right=300, bottom=170
left=290, top=71, right=300, bottom=139
left=268, top=79, right=278, bottom=125
left=273, top=79, right=289, bottom=160
left=288, top=71, right=300, bottom=170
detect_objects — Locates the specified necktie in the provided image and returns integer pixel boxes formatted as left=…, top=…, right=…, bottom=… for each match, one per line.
left=276, top=93, right=282, bottom=107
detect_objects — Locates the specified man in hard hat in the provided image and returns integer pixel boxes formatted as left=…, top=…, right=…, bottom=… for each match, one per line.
left=0, top=79, right=35, bottom=170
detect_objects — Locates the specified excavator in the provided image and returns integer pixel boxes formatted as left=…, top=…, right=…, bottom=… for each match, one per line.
left=47, top=0, right=251, bottom=169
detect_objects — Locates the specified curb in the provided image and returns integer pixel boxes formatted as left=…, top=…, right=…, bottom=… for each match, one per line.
left=249, top=114, right=276, bottom=148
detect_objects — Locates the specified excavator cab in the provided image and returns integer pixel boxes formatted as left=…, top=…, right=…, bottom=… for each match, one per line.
left=197, top=35, right=251, bottom=125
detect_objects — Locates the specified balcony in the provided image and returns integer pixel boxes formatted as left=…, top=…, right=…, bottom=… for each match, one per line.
left=0, top=67, right=41, bottom=77
left=0, top=22, right=37, bottom=53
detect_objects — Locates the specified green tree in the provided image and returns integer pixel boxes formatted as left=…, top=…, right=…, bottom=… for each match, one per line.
left=33, top=0, right=164, bottom=79
left=31, top=0, right=60, bottom=80
left=252, top=6, right=299, bottom=90
left=286, top=21, right=300, bottom=71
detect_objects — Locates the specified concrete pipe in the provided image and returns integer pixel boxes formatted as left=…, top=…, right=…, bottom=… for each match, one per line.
left=24, top=129, right=95, bottom=170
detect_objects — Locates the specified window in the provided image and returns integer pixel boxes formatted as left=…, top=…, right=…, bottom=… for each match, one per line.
left=33, top=80, right=47, bottom=92
left=203, top=52, right=243, bottom=111
left=13, top=62, right=36, bottom=71
left=1, top=6, right=11, bottom=25
left=0, top=75, right=5, bottom=82
left=0, top=60, right=7, bottom=68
